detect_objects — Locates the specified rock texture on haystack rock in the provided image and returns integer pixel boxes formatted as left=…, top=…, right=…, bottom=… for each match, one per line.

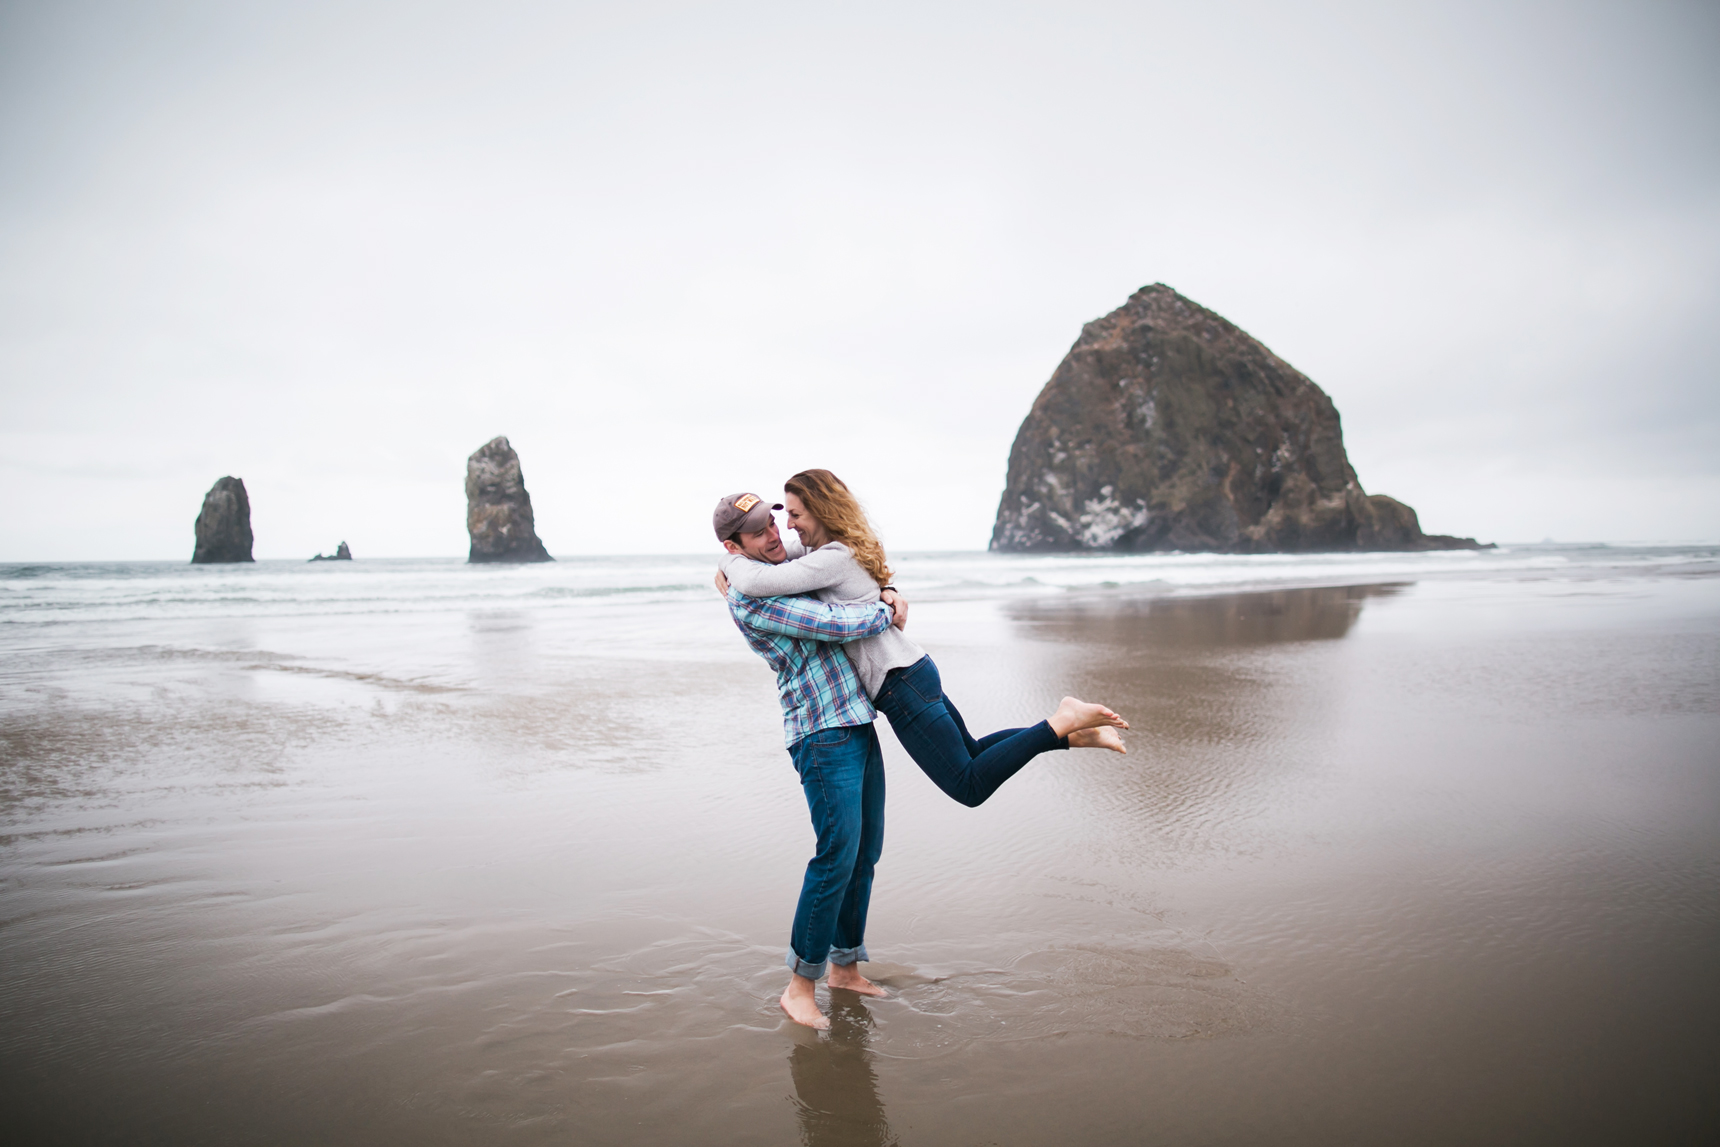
left=466, top=437, right=553, bottom=563
left=191, top=476, right=255, bottom=564
left=991, top=284, right=1484, bottom=553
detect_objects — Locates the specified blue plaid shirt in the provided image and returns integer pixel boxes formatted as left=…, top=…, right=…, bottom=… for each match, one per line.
left=725, top=587, right=895, bottom=748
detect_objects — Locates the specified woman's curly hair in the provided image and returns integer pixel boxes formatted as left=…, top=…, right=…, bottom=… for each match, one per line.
left=783, top=469, right=893, bottom=588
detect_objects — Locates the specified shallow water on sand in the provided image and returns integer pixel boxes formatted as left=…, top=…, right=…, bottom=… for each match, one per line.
left=2, top=552, right=1718, bottom=1144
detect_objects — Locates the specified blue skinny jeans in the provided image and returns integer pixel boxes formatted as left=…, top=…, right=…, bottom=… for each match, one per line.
left=872, top=655, right=1067, bottom=808
left=785, top=722, right=886, bottom=980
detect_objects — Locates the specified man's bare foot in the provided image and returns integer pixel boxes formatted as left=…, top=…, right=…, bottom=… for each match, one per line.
left=780, top=972, right=829, bottom=1030
left=1048, top=696, right=1129, bottom=738
left=827, top=963, right=888, bottom=997
left=1067, top=726, right=1127, bottom=753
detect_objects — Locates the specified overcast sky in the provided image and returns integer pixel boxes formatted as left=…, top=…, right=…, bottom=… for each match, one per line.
left=1, top=0, right=1715, bottom=559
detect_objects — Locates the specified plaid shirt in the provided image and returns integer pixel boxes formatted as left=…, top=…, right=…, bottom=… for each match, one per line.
left=725, top=587, right=895, bottom=748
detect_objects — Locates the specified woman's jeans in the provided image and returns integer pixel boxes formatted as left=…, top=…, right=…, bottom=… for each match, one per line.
left=873, top=656, right=1066, bottom=808
left=785, top=722, right=886, bottom=980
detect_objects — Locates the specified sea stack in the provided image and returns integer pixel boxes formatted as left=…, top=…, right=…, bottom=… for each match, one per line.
left=191, top=476, right=255, bottom=564
left=990, top=284, right=1483, bottom=553
left=466, top=436, right=553, bottom=563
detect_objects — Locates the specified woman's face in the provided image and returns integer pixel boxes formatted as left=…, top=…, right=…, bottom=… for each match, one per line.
left=783, top=493, right=829, bottom=548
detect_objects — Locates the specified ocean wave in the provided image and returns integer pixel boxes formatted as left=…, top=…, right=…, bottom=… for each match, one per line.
left=1, top=545, right=1714, bottom=628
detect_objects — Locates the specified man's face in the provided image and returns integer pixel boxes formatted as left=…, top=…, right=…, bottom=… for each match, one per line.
left=724, top=518, right=786, bottom=564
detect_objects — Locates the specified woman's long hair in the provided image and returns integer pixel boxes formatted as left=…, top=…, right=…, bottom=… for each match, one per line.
left=783, top=469, right=893, bottom=587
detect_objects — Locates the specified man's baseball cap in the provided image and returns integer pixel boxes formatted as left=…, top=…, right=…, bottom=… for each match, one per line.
left=713, top=493, right=783, bottom=541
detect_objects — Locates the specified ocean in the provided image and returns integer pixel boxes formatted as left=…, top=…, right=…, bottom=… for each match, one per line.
left=3, top=544, right=1717, bottom=1144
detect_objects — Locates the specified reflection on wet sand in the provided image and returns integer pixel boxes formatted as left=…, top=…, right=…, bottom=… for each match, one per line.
left=787, top=996, right=898, bottom=1147
left=942, top=586, right=1416, bottom=851
left=4, top=573, right=1717, bottom=1144
left=1005, top=582, right=1407, bottom=647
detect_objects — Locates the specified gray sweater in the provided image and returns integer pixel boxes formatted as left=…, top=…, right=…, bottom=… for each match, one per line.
left=719, top=540, right=925, bottom=700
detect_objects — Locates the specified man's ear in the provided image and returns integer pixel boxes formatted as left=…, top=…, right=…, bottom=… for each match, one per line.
left=721, top=540, right=743, bottom=555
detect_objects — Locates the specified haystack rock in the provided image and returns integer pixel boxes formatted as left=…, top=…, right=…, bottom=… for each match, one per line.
left=466, top=436, right=552, bottom=563
left=991, top=284, right=1484, bottom=554
left=191, top=476, right=255, bottom=564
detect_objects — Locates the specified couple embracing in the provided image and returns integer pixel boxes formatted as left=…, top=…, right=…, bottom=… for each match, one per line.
left=714, top=469, right=1129, bottom=1030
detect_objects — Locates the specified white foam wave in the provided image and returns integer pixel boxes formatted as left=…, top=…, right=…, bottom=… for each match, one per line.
left=0, top=543, right=1714, bottom=627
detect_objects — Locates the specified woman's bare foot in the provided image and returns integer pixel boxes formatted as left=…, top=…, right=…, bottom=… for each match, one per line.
left=1048, top=696, right=1129, bottom=738
left=780, top=973, right=830, bottom=1030
left=827, top=963, right=888, bottom=997
left=1067, top=726, right=1127, bottom=753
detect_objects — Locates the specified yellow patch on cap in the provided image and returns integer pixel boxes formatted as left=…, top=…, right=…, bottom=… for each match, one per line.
left=734, top=494, right=761, bottom=513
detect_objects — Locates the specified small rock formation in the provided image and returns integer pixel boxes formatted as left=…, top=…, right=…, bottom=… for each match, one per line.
left=309, top=541, right=352, bottom=562
left=466, top=436, right=553, bottom=563
left=991, top=284, right=1485, bottom=553
left=191, top=476, right=255, bottom=563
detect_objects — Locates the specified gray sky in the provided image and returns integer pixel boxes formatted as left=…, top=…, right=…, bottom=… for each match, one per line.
left=2, top=0, right=1716, bottom=559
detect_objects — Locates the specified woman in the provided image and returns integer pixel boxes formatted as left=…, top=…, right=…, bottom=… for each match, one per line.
left=717, top=469, right=1126, bottom=807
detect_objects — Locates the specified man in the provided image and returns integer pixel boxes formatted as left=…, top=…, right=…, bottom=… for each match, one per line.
left=713, top=492, right=905, bottom=1030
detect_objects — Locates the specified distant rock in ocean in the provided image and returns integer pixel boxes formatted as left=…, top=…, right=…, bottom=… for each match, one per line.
left=466, top=437, right=553, bottom=563
left=191, top=476, right=255, bottom=564
left=991, top=284, right=1485, bottom=554
left=309, top=541, right=352, bottom=562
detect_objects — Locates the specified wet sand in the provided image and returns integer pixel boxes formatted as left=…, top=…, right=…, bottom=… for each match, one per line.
left=2, top=573, right=1718, bottom=1144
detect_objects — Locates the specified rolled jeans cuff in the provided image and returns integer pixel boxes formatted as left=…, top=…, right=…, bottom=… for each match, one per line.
left=828, top=944, right=868, bottom=967
left=785, top=948, right=827, bottom=980
left=785, top=944, right=869, bottom=980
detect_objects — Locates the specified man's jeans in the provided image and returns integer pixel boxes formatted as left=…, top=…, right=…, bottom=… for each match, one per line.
left=873, top=655, right=1066, bottom=808
left=786, top=722, right=886, bottom=979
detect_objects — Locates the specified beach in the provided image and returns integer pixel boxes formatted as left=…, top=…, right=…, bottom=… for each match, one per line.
left=2, top=546, right=1717, bottom=1144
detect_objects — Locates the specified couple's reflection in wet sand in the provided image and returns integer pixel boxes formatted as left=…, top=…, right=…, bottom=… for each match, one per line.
left=787, top=994, right=899, bottom=1147
left=778, top=586, right=1413, bottom=1147
left=779, top=586, right=1406, bottom=1147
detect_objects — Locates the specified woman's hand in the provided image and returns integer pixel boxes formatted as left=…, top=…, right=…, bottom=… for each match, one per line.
left=714, top=570, right=730, bottom=595
left=880, top=588, right=908, bottom=630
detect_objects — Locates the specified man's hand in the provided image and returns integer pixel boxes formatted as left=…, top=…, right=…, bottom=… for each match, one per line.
left=880, top=588, right=908, bottom=631
left=714, top=570, right=730, bottom=595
